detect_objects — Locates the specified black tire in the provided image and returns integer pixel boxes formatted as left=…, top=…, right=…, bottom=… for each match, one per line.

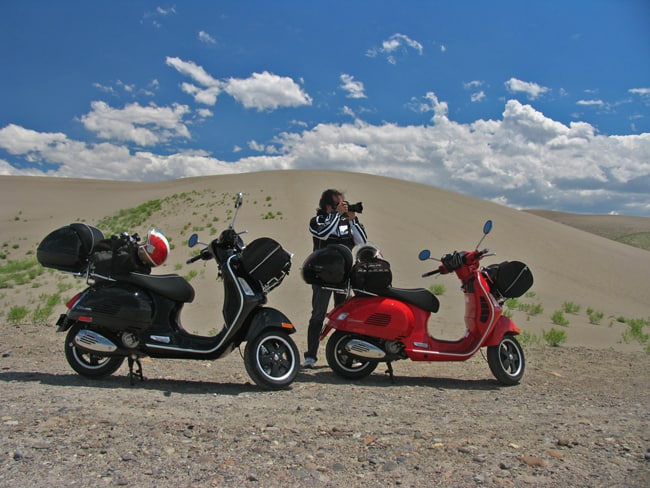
left=64, top=325, right=124, bottom=378
left=244, top=330, right=299, bottom=390
left=487, top=334, right=525, bottom=385
left=326, top=331, right=379, bottom=380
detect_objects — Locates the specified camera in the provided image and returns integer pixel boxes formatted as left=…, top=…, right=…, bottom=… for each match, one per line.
left=345, top=201, right=363, bottom=213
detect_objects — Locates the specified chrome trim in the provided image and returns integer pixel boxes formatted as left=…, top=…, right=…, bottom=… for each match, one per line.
left=145, top=255, right=248, bottom=355
left=345, top=339, right=386, bottom=359
left=411, top=272, right=498, bottom=358
left=74, top=329, right=118, bottom=353
left=150, top=335, right=171, bottom=344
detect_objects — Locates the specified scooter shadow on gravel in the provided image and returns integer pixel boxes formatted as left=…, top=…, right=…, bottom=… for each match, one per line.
left=295, top=367, right=502, bottom=391
left=0, top=371, right=270, bottom=396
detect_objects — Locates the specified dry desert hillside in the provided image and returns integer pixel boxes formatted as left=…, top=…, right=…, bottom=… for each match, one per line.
left=1, top=170, right=648, bottom=351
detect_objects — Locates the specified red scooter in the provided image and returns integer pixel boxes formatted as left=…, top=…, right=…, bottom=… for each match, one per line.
left=306, top=220, right=533, bottom=385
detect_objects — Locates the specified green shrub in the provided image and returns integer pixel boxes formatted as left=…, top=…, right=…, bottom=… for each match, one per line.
left=31, top=294, right=61, bottom=325
left=56, top=281, right=74, bottom=293
left=525, top=303, right=544, bottom=316
left=586, top=307, right=604, bottom=325
left=7, top=305, right=29, bottom=325
left=543, top=328, right=567, bottom=347
left=562, top=301, right=581, bottom=315
left=183, top=270, right=198, bottom=282
left=621, top=317, right=650, bottom=347
left=504, top=298, right=519, bottom=310
left=518, top=330, right=541, bottom=348
left=551, top=310, right=570, bottom=327
left=428, top=283, right=446, bottom=295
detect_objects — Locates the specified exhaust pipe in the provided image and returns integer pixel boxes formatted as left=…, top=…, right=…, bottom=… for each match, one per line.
left=74, top=329, right=118, bottom=354
left=345, top=339, right=386, bottom=359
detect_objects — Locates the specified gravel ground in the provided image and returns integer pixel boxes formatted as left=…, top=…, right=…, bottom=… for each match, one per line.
left=1, top=323, right=649, bottom=487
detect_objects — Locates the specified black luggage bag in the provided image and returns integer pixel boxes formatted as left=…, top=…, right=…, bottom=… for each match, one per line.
left=241, top=237, right=292, bottom=292
left=37, top=223, right=105, bottom=273
left=484, top=261, right=533, bottom=299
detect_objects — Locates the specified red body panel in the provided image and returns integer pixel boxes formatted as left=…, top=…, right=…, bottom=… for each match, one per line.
left=323, top=260, right=520, bottom=362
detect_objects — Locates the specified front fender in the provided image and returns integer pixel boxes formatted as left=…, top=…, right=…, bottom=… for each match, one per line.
left=485, top=315, right=521, bottom=347
left=245, top=307, right=295, bottom=342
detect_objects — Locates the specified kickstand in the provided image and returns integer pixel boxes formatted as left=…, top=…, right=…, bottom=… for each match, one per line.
left=127, top=355, right=144, bottom=385
left=385, top=361, right=395, bottom=384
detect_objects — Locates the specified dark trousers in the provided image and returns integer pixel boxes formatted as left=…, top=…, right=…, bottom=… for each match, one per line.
left=305, top=285, right=346, bottom=360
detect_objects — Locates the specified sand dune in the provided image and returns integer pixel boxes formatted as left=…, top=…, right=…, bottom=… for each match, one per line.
left=1, top=170, right=648, bottom=351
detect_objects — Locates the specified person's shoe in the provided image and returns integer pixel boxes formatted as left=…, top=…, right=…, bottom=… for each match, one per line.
left=301, top=357, right=316, bottom=369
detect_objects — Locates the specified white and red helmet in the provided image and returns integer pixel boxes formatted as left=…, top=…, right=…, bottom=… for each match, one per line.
left=138, top=228, right=170, bottom=267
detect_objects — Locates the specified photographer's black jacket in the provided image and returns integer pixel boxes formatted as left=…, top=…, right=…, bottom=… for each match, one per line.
left=309, top=210, right=367, bottom=251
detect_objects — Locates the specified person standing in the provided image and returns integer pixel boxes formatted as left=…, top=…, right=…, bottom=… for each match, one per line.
left=302, top=189, right=367, bottom=368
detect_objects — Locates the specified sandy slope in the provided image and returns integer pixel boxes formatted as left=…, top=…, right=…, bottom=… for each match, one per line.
left=1, top=170, right=649, bottom=351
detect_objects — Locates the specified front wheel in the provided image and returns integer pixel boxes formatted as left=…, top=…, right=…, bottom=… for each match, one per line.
left=64, top=325, right=125, bottom=378
left=244, top=330, right=299, bottom=390
left=326, top=331, right=379, bottom=380
left=487, top=334, right=525, bottom=385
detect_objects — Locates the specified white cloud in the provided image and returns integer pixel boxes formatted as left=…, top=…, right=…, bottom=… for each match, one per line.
left=340, top=74, right=366, bottom=99
left=0, top=124, right=68, bottom=154
left=223, top=71, right=312, bottom=111
left=505, top=77, right=550, bottom=100
left=463, top=80, right=483, bottom=90
left=577, top=99, right=604, bottom=106
left=629, top=88, right=650, bottom=96
left=2, top=97, right=649, bottom=215
left=166, top=57, right=221, bottom=90
left=166, top=58, right=311, bottom=111
left=156, top=6, right=175, bottom=16
left=180, top=82, right=221, bottom=106
left=368, top=33, right=424, bottom=64
left=341, top=106, right=355, bottom=118
left=381, top=33, right=423, bottom=54
left=142, top=6, right=176, bottom=28
left=196, top=108, right=213, bottom=118
left=198, top=31, right=216, bottom=45
left=471, top=91, right=486, bottom=102
left=464, top=81, right=487, bottom=103
left=92, top=82, right=116, bottom=95
left=80, top=101, right=191, bottom=145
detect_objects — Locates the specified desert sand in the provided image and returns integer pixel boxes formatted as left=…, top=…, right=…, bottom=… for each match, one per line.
left=1, top=170, right=648, bottom=350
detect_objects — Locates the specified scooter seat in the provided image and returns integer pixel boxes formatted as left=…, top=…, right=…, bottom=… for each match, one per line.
left=374, top=287, right=440, bottom=313
left=121, top=273, right=196, bottom=303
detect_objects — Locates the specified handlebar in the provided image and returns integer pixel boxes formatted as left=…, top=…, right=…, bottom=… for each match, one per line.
left=421, top=248, right=492, bottom=277
left=186, top=254, right=203, bottom=265
left=186, top=247, right=213, bottom=264
left=421, top=269, right=440, bottom=278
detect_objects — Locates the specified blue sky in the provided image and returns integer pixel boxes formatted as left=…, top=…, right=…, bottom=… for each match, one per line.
left=1, top=1, right=649, bottom=216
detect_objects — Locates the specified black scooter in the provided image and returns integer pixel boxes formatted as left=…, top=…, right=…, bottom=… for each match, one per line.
left=43, top=192, right=300, bottom=389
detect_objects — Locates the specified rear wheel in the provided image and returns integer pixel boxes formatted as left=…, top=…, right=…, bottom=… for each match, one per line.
left=326, top=331, right=378, bottom=380
left=487, top=335, right=525, bottom=385
left=64, top=325, right=124, bottom=378
left=244, top=330, right=299, bottom=390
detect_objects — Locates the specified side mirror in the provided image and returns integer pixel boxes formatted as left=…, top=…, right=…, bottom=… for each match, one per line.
left=483, top=220, right=493, bottom=235
left=418, top=249, right=431, bottom=261
left=234, top=192, right=243, bottom=209
left=188, top=234, right=199, bottom=248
